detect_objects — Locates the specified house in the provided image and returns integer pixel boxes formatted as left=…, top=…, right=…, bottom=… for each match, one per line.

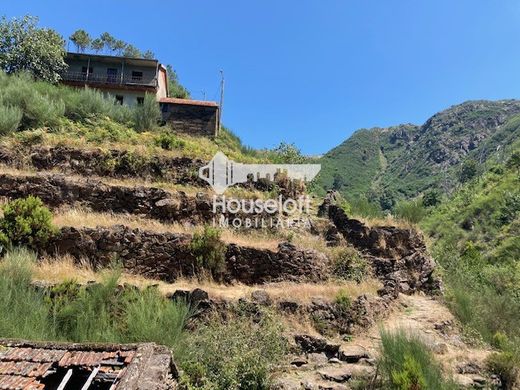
left=62, top=52, right=220, bottom=137
left=61, top=52, right=168, bottom=106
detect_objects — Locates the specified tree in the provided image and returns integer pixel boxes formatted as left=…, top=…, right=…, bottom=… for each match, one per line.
left=507, top=151, right=520, bottom=176
left=332, top=173, right=345, bottom=191
left=123, top=44, right=141, bottom=58
left=459, top=159, right=478, bottom=183
left=166, top=64, right=190, bottom=98
left=143, top=50, right=155, bottom=59
left=112, top=39, right=127, bottom=56
left=422, top=189, right=441, bottom=207
left=69, top=29, right=91, bottom=53
left=0, top=15, right=66, bottom=83
left=100, top=32, right=116, bottom=53
left=91, top=38, right=104, bottom=53
left=272, top=142, right=306, bottom=164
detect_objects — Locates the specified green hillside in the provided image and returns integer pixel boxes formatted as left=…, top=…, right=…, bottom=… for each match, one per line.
left=317, top=100, right=520, bottom=210
left=421, top=142, right=520, bottom=365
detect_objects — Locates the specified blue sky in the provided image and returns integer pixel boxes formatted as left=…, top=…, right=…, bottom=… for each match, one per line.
left=3, top=1, right=520, bottom=154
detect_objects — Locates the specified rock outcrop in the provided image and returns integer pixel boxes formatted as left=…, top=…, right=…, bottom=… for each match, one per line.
left=326, top=204, right=439, bottom=294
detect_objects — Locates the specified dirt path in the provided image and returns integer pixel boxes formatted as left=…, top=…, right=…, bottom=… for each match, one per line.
left=274, top=293, right=494, bottom=389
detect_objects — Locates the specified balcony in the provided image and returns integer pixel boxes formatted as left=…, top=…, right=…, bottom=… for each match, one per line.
left=61, top=71, right=157, bottom=88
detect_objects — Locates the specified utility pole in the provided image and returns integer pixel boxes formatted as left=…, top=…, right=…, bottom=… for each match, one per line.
left=219, top=69, right=224, bottom=137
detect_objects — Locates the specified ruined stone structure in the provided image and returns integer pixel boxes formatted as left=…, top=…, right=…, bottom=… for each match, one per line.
left=160, top=97, right=220, bottom=138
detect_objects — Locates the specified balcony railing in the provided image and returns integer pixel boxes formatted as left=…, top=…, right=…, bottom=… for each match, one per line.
left=61, top=71, right=157, bottom=87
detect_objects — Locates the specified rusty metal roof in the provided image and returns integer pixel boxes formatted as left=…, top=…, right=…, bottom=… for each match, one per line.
left=159, top=97, right=219, bottom=107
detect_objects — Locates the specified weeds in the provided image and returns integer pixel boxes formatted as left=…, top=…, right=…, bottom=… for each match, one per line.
left=190, top=225, right=227, bottom=280
left=379, top=329, right=456, bottom=390
left=177, top=310, right=287, bottom=390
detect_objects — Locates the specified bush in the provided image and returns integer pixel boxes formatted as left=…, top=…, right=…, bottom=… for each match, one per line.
left=332, top=247, right=369, bottom=283
left=0, top=73, right=64, bottom=129
left=134, top=93, right=161, bottom=131
left=190, top=225, right=227, bottom=280
left=0, top=105, right=22, bottom=134
left=379, top=329, right=457, bottom=390
left=394, top=199, right=426, bottom=224
left=486, top=352, right=519, bottom=390
left=0, top=196, right=57, bottom=250
left=334, top=289, right=351, bottom=313
left=155, top=132, right=186, bottom=150
left=177, top=311, right=287, bottom=389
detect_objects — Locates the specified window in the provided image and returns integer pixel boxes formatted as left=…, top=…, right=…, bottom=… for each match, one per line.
left=137, top=97, right=144, bottom=105
left=131, top=71, right=143, bottom=81
left=107, top=68, right=118, bottom=83
left=115, top=95, right=124, bottom=105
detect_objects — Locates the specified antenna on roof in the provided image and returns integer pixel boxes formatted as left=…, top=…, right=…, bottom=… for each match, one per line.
left=219, top=69, right=224, bottom=137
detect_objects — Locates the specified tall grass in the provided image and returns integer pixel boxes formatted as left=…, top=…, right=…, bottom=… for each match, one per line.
left=0, top=248, right=190, bottom=347
left=0, top=248, right=53, bottom=340
left=379, top=329, right=456, bottom=390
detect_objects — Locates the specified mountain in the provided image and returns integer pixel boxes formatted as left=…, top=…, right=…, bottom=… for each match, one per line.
left=317, top=100, right=520, bottom=209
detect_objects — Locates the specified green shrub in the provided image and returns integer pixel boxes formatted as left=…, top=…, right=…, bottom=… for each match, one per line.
left=379, top=329, right=457, bottom=390
left=190, top=225, right=227, bottom=280
left=0, top=73, right=64, bottom=129
left=0, top=105, right=22, bottom=134
left=178, top=311, right=287, bottom=389
left=349, top=196, right=383, bottom=218
left=155, top=132, right=186, bottom=150
left=332, top=247, right=369, bottom=283
left=391, top=353, right=427, bottom=390
left=394, top=199, right=426, bottom=224
left=134, top=93, right=161, bottom=131
left=486, top=352, right=519, bottom=390
left=334, top=289, right=351, bottom=313
left=0, top=196, right=57, bottom=250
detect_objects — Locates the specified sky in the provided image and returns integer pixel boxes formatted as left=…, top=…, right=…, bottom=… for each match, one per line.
left=2, top=1, right=520, bottom=154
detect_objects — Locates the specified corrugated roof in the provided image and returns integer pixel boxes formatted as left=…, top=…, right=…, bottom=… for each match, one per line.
left=159, top=97, right=219, bottom=107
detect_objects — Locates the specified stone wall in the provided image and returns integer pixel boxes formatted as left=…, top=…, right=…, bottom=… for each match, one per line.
left=0, top=146, right=299, bottom=196
left=327, top=203, right=440, bottom=294
left=161, top=102, right=218, bottom=137
left=44, top=226, right=329, bottom=284
left=0, top=173, right=214, bottom=223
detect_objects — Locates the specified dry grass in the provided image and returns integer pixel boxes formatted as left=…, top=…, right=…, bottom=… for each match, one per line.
left=32, top=254, right=382, bottom=303
left=53, top=207, right=283, bottom=250
left=356, top=214, right=418, bottom=231
left=0, top=165, right=264, bottom=199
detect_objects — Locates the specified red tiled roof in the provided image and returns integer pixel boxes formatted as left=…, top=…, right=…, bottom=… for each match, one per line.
left=159, top=97, right=219, bottom=107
